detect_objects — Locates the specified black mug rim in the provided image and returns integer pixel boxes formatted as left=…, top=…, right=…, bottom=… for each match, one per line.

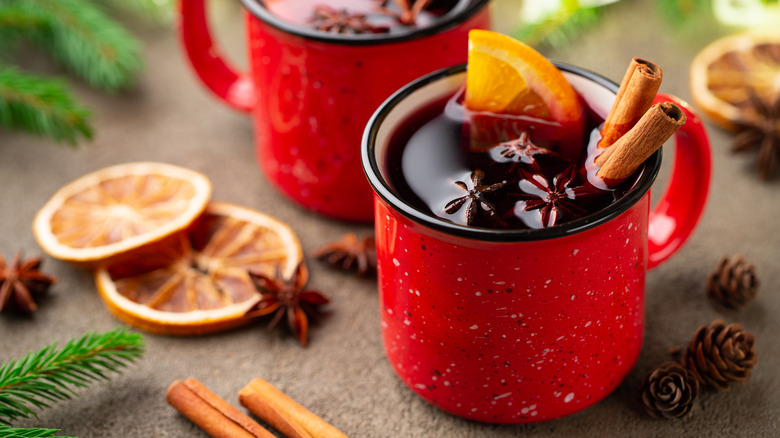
left=238, top=0, right=491, bottom=46
left=361, top=62, right=662, bottom=242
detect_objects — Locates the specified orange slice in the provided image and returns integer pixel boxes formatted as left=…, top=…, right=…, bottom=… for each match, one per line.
left=690, top=30, right=780, bottom=131
left=465, top=30, right=582, bottom=122
left=465, top=29, right=584, bottom=159
left=33, top=162, right=212, bottom=267
left=95, top=202, right=304, bottom=336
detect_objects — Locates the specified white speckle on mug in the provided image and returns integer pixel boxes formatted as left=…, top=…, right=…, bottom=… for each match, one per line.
left=392, top=258, right=400, bottom=267
left=564, top=392, right=575, bottom=403
left=444, top=381, right=450, bottom=386
left=415, top=384, right=426, bottom=390
left=404, top=319, right=411, bottom=326
left=585, top=321, right=592, bottom=327
left=386, top=308, right=393, bottom=315
left=475, top=291, right=482, bottom=296
left=572, top=249, right=579, bottom=255
left=470, top=324, right=479, bottom=330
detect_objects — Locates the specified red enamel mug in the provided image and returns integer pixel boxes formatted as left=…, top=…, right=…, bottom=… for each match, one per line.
left=361, top=64, right=711, bottom=423
left=178, top=0, right=491, bottom=222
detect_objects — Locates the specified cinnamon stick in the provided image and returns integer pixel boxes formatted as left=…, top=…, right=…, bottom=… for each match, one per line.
left=597, top=101, right=686, bottom=182
left=240, top=378, right=348, bottom=438
left=598, top=58, right=663, bottom=150
left=166, top=378, right=275, bottom=438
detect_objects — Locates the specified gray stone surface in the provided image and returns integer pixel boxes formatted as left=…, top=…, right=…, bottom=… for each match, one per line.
left=1, top=0, right=777, bottom=436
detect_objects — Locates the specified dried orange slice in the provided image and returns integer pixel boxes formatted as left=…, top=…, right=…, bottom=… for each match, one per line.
left=465, top=30, right=584, bottom=158
left=690, top=30, right=780, bottom=131
left=95, top=202, right=304, bottom=335
left=33, top=162, right=212, bottom=267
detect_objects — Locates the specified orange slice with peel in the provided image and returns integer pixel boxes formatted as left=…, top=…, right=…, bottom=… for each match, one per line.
left=95, top=202, right=304, bottom=336
left=465, top=30, right=584, bottom=159
left=33, top=162, right=212, bottom=267
left=690, top=30, right=780, bottom=132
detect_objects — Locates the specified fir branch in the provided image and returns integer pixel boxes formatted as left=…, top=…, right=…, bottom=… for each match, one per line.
left=0, top=327, right=145, bottom=426
left=0, top=4, right=49, bottom=32
left=0, top=426, right=75, bottom=438
left=0, top=66, right=92, bottom=145
left=0, top=4, right=48, bottom=58
left=12, top=0, right=143, bottom=91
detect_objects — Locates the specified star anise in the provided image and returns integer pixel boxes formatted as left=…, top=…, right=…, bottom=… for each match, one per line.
left=308, top=5, right=389, bottom=34
left=443, top=169, right=507, bottom=226
left=312, top=233, right=376, bottom=277
left=489, top=131, right=562, bottom=170
left=245, top=263, right=329, bottom=347
left=0, top=252, right=56, bottom=314
left=732, top=90, right=780, bottom=180
left=513, top=166, right=600, bottom=228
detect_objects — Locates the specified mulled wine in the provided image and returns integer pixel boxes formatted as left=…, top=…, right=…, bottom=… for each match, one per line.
left=384, top=89, right=639, bottom=230
left=262, top=0, right=472, bottom=34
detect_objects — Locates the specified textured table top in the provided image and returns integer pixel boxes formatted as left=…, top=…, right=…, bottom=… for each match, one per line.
left=1, top=0, right=778, bottom=436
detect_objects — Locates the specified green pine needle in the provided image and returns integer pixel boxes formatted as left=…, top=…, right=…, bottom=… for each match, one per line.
left=0, top=327, right=145, bottom=426
left=0, top=66, right=93, bottom=145
left=11, top=0, right=143, bottom=91
left=0, top=4, right=48, bottom=32
left=0, top=4, right=48, bottom=59
left=0, top=426, right=75, bottom=438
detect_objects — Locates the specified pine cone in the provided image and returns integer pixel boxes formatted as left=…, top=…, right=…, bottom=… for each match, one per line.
left=684, top=320, right=758, bottom=391
left=640, top=361, right=699, bottom=419
left=707, top=256, right=759, bottom=309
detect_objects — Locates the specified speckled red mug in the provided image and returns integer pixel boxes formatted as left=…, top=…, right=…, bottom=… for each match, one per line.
left=361, top=64, right=711, bottom=423
left=179, top=0, right=491, bottom=222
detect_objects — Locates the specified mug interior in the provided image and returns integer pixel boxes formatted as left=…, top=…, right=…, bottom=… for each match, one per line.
left=362, top=63, right=662, bottom=242
left=239, top=0, right=491, bottom=45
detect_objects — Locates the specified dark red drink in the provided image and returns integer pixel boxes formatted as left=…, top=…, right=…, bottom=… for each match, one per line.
left=384, top=89, right=638, bottom=229
left=264, top=0, right=463, bottom=34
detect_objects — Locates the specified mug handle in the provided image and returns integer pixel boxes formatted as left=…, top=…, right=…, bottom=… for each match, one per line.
left=647, top=94, right=711, bottom=270
left=178, top=0, right=255, bottom=112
